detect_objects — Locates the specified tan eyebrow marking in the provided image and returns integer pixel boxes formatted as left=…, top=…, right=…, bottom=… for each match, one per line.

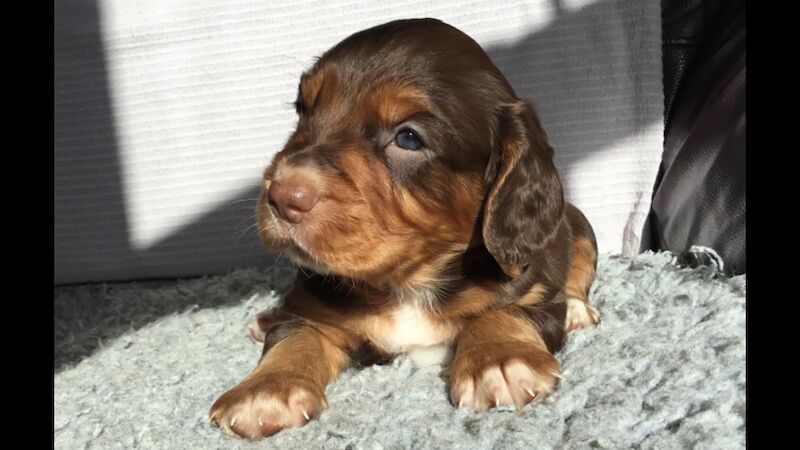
left=369, top=82, right=433, bottom=126
left=300, top=65, right=339, bottom=111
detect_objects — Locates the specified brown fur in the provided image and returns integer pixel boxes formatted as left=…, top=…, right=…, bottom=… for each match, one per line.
left=210, top=18, right=600, bottom=440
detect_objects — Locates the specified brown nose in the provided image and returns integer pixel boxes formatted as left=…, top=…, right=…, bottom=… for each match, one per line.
left=267, top=179, right=319, bottom=224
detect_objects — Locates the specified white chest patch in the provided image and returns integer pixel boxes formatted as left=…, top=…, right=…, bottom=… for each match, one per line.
left=407, top=343, right=454, bottom=367
left=380, top=303, right=454, bottom=367
left=385, top=304, right=443, bottom=350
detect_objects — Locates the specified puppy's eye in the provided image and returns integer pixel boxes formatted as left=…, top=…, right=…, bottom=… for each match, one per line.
left=394, top=129, right=424, bottom=150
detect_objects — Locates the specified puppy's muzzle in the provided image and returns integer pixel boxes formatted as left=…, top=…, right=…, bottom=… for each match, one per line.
left=267, top=176, right=319, bottom=224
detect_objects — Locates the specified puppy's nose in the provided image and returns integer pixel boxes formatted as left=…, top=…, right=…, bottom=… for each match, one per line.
left=267, top=179, right=319, bottom=224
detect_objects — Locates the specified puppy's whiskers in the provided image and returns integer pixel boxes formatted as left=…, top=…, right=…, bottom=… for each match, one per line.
left=235, top=221, right=260, bottom=242
left=229, top=197, right=261, bottom=206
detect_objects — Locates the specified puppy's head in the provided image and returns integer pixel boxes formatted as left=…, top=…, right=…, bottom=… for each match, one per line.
left=258, top=18, right=563, bottom=284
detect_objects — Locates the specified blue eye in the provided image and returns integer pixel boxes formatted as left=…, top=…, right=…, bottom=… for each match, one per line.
left=394, top=129, right=424, bottom=150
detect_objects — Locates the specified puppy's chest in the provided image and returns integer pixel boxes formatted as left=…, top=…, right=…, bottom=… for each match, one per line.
left=365, top=303, right=461, bottom=366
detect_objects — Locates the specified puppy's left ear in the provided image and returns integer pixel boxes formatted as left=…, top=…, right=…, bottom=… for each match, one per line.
left=483, top=100, right=565, bottom=277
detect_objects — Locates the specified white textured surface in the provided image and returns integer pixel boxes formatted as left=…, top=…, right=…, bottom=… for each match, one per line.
left=54, top=0, right=663, bottom=283
left=53, top=252, right=745, bottom=449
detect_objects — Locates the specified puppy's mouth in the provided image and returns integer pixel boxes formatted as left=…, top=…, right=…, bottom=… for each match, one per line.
left=257, top=183, right=331, bottom=273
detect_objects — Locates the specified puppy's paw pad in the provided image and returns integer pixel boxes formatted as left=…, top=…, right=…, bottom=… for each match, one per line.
left=565, top=298, right=599, bottom=332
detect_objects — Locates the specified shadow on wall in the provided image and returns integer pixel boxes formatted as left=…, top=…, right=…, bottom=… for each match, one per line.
left=54, top=0, right=278, bottom=284
left=489, top=0, right=656, bottom=146
left=54, top=0, right=661, bottom=370
left=55, top=0, right=131, bottom=283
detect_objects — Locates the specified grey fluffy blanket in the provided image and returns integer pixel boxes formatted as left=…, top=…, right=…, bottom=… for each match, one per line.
left=54, top=252, right=745, bottom=449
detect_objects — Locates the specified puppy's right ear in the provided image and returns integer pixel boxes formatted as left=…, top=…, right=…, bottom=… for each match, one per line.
left=482, top=100, right=565, bottom=277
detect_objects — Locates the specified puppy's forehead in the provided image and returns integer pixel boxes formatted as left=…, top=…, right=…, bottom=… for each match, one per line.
left=367, top=81, right=432, bottom=126
left=299, top=68, right=433, bottom=131
left=321, top=18, right=489, bottom=70
left=297, top=18, right=507, bottom=110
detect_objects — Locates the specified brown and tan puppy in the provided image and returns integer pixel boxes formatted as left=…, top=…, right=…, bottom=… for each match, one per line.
left=210, top=18, right=600, bottom=440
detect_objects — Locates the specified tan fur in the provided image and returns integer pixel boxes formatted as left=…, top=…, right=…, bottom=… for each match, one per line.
left=369, top=82, right=432, bottom=126
left=563, top=237, right=600, bottom=331
left=517, top=283, right=550, bottom=306
left=209, top=324, right=350, bottom=440
left=449, top=307, right=559, bottom=411
left=564, top=237, right=596, bottom=302
left=300, top=65, right=338, bottom=110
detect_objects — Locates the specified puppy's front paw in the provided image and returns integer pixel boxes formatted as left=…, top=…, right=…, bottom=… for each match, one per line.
left=450, top=343, right=560, bottom=411
left=209, top=374, right=326, bottom=440
left=564, top=297, right=599, bottom=332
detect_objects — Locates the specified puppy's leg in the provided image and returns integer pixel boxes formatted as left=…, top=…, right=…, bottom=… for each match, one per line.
left=450, top=301, right=565, bottom=411
left=564, top=236, right=600, bottom=331
left=210, top=319, right=350, bottom=440
left=563, top=204, right=600, bottom=331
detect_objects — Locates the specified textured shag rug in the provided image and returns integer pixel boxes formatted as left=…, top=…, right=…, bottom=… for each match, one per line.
left=53, top=252, right=745, bottom=449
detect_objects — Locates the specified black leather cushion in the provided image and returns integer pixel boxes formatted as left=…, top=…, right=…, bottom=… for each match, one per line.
left=641, top=0, right=745, bottom=275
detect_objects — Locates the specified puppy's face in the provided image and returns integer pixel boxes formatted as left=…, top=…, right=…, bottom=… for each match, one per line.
left=258, top=19, right=563, bottom=284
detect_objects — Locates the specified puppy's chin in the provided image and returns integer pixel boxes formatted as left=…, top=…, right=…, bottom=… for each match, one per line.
left=283, top=246, right=332, bottom=275
left=257, top=211, right=332, bottom=275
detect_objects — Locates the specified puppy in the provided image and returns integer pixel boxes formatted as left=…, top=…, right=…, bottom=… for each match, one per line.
left=210, top=18, right=599, bottom=440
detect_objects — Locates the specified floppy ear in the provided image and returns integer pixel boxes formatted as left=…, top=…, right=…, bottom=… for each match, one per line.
left=482, top=100, right=565, bottom=277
